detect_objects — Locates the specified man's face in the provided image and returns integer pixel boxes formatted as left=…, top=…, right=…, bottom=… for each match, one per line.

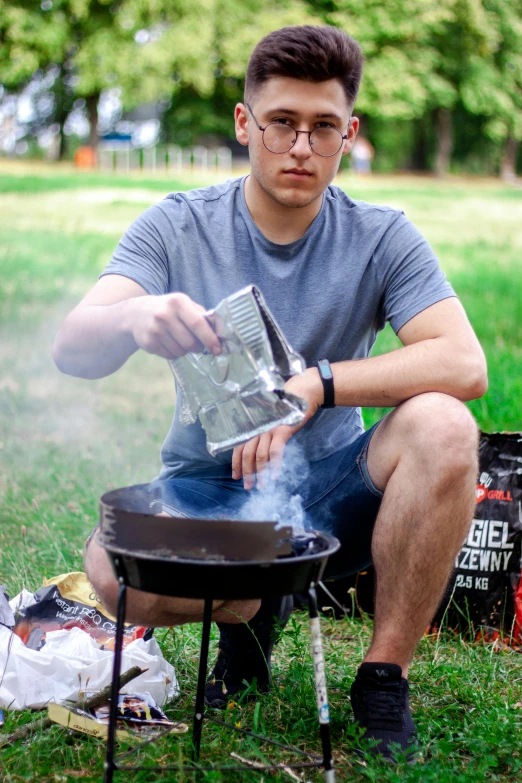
left=235, top=76, right=358, bottom=209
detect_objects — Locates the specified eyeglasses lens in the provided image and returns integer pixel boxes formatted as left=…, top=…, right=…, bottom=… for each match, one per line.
left=263, top=124, right=343, bottom=157
left=310, top=127, right=343, bottom=156
left=263, top=124, right=296, bottom=153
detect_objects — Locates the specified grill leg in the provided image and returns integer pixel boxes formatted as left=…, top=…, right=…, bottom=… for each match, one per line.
left=104, top=581, right=127, bottom=783
left=308, top=585, right=336, bottom=783
left=192, top=596, right=213, bottom=762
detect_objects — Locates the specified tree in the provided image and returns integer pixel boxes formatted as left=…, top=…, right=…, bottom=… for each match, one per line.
left=305, top=0, right=459, bottom=172
left=145, top=0, right=321, bottom=146
left=307, top=0, right=522, bottom=177
left=458, top=0, right=522, bottom=180
left=1, top=0, right=170, bottom=154
left=0, top=4, right=69, bottom=88
left=425, top=0, right=505, bottom=176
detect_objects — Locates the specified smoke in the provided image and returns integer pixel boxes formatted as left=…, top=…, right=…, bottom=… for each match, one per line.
left=0, top=300, right=174, bottom=491
left=3, top=299, right=314, bottom=536
left=235, top=441, right=312, bottom=535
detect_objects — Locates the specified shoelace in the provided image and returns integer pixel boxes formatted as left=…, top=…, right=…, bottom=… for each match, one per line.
left=358, top=683, right=404, bottom=723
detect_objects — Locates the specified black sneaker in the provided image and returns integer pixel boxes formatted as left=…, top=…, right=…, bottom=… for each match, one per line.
left=204, top=595, right=293, bottom=708
left=350, top=662, right=419, bottom=762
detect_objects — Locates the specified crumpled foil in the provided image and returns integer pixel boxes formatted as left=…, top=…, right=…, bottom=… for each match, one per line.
left=169, top=285, right=307, bottom=455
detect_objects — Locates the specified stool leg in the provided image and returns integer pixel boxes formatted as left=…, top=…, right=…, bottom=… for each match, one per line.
left=308, top=585, right=336, bottom=783
left=104, top=581, right=127, bottom=783
left=192, top=596, right=213, bottom=762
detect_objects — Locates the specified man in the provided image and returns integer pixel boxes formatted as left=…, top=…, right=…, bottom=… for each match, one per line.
left=53, top=25, right=487, bottom=761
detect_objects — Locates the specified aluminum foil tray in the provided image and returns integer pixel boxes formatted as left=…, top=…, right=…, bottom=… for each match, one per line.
left=170, top=285, right=307, bottom=455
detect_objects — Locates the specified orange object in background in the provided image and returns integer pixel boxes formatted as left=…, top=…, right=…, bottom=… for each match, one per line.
left=74, top=146, right=97, bottom=169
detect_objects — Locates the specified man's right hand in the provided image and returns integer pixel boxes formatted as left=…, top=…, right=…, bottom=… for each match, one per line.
left=130, top=292, right=222, bottom=360
left=53, top=275, right=220, bottom=379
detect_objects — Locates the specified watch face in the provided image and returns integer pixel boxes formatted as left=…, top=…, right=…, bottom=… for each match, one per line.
left=318, top=360, right=333, bottom=380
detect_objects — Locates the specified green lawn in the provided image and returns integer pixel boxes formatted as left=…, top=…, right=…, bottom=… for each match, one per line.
left=0, top=165, right=521, bottom=781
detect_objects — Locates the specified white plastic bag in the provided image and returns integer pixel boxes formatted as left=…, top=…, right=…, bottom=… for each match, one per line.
left=0, top=624, right=179, bottom=710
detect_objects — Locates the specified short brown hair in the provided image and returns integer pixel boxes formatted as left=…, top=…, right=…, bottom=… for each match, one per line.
left=245, top=25, right=364, bottom=107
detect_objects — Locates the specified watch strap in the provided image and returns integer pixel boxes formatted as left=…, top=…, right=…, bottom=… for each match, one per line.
left=317, top=359, right=335, bottom=408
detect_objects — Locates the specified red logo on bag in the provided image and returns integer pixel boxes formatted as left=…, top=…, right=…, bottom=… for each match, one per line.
left=476, top=485, right=487, bottom=503
left=475, top=484, right=513, bottom=503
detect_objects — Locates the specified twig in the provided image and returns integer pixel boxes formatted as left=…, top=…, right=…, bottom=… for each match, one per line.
left=230, top=752, right=305, bottom=782
left=0, top=665, right=146, bottom=748
left=230, top=751, right=265, bottom=769
left=279, top=765, right=305, bottom=782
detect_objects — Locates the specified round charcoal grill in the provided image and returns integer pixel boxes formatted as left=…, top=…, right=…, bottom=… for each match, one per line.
left=99, top=484, right=340, bottom=783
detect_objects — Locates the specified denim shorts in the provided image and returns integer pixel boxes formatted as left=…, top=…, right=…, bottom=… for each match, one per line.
left=152, top=422, right=384, bottom=580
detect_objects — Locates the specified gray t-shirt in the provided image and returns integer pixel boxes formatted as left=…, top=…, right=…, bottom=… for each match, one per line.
left=102, top=176, right=455, bottom=476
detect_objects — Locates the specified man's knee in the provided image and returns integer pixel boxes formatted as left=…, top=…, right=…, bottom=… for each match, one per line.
left=84, top=538, right=172, bottom=622
left=370, top=393, right=479, bottom=490
left=84, top=537, right=121, bottom=616
left=397, top=392, right=479, bottom=474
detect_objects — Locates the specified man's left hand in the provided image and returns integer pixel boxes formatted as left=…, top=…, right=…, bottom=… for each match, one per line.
left=232, top=368, right=323, bottom=490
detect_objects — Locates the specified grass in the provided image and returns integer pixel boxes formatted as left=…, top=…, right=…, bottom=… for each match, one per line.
left=0, top=164, right=521, bottom=781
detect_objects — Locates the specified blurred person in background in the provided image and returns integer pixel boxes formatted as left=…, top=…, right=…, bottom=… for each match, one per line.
left=54, top=25, right=487, bottom=762
left=351, top=135, right=374, bottom=174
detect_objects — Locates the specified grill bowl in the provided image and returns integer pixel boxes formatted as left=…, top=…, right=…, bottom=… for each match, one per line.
left=99, top=485, right=340, bottom=600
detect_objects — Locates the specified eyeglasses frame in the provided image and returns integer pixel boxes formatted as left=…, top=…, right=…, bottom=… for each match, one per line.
left=245, top=102, right=352, bottom=158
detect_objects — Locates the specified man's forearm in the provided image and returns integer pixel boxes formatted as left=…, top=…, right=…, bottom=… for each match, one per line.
left=326, top=337, right=487, bottom=408
left=53, top=300, right=140, bottom=379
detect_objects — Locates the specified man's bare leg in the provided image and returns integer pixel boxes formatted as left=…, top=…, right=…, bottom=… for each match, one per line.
left=84, top=534, right=260, bottom=626
left=364, top=392, right=479, bottom=676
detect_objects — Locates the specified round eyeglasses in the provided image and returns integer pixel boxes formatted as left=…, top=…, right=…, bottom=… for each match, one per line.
left=245, top=103, right=350, bottom=158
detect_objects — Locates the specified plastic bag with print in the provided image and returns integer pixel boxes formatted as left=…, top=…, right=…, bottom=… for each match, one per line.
left=12, top=571, right=152, bottom=651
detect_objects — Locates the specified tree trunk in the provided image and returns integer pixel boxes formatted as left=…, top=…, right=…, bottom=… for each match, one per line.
left=501, top=137, right=518, bottom=181
left=57, top=124, right=67, bottom=160
left=52, top=65, right=69, bottom=161
left=56, top=103, right=69, bottom=161
left=434, top=108, right=453, bottom=177
left=410, top=117, right=429, bottom=171
left=86, top=93, right=100, bottom=148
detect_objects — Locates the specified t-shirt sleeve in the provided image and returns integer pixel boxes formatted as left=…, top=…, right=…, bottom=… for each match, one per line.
left=100, top=204, right=170, bottom=295
left=375, top=211, right=455, bottom=334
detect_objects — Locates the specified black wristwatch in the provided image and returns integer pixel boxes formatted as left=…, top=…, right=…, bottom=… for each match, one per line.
left=317, top=359, right=335, bottom=408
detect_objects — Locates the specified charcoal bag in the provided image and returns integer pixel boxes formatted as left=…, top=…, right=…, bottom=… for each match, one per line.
left=432, top=432, right=522, bottom=646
